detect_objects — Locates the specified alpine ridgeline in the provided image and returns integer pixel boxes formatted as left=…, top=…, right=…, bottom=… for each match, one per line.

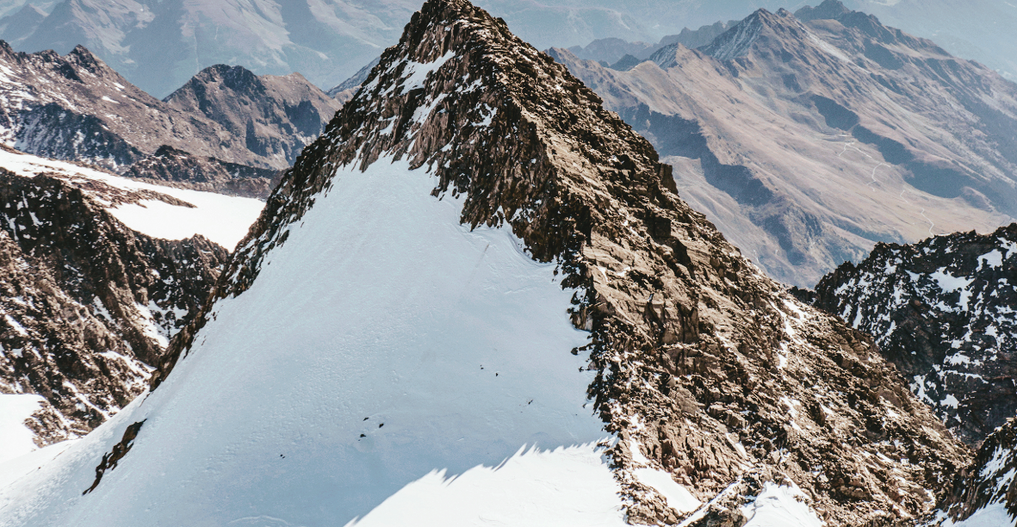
left=802, top=224, right=1017, bottom=447
left=551, top=1, right=1017, bottom=287
left=1, top=1, right=970, bottom=526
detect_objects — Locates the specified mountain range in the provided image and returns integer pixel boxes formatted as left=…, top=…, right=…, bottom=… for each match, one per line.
left=2, top=0, right=1017, bottom=102
left=0, top=41, right=342, bottom=175
left=553, top=2, right=1017, bottom=287
left=0, top=1, right=983, bottom=525
left=0, top=0, right=1015, bottom=525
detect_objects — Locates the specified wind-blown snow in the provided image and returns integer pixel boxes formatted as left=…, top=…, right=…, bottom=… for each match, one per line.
left=0, top=148, right=263, bottom=249
left=0, top=157, right=620, bottom=526
left=0, top=394, right=44, bottom=464
left=346, top=443, right=625, bottom=527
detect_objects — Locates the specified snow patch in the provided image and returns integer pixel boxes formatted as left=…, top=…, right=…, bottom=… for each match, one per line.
left=633, top=467, right=701, bottom=513
left=400, top=51, right=456, bottom=92
left=0, top=394, right=45, bottom=464
left=741, top=482, right=824, bottom=527
left=0, top=148, right=263, bottom=249
left=346, top=443, right=627, bottom=526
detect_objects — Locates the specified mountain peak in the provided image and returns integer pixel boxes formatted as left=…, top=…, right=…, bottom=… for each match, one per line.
left=795, top=0, right=851, bottom=22
left=141, top=1, right=970, bottom=524
left=698, top=8, right=806, bottom=61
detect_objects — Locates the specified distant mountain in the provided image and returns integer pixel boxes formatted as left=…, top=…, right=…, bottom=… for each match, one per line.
left=326, top=57, right=380, bottom=104
left=566, top=22, right=737, bottom=68
left=162, top=64, right=343, bottom=168
left=802, top=224, right=1017, bottom=446
left=0, top=1, right=971, bottom=525
left=553, top=3, right=1017, bottom=287
left=0, top=42, right=340, bottom=180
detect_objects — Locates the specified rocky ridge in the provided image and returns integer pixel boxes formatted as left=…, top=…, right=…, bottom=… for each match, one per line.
left=157, top=0, right=971, bottom=524
left=802, top=224, right=1017, bottom=447
left=0, top=167, right=228, bottom=445
left=552, top=2, right=1017, bottom=287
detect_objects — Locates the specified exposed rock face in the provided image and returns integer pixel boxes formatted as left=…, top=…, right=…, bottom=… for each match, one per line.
left=158, top=1, right=970, bottom=524
left=163, top=65, right=343, bottom=167
left=552, top=2, right=1017, bottom=287
left=804, top=224, right=1017, bottom=447
left=0, top=168, right=228, bottom=444
left=0, top=41, right=337, bottom=173
left=124, top=145, right=281, bottom=200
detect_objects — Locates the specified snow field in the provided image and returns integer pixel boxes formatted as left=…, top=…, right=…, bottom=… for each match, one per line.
left=0, top=148, right=264, bottom=249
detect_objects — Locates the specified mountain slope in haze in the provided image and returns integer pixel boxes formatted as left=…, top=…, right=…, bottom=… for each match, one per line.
left=800, top=224, right=1017, bottom=447
left=0, top=1, right=972, bottom=526
left=0, top=0, right=815, bottom=99
left=162, top=65, right=343, bottom=168
left=0, top=41, right=339, bottom=174
left=553, top=3, right=1017, bottom=287
left=124, top=145, right=282, bottom=200
left=0, top=147, right=237, bottom=450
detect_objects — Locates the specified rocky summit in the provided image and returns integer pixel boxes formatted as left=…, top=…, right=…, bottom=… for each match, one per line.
left=146, top=0, right=970, bottom=525
left=802, top=224, right=1017, bottom=448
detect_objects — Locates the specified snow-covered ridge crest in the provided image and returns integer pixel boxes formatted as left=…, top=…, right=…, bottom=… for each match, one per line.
left=146, top=0, right=969, bottom=525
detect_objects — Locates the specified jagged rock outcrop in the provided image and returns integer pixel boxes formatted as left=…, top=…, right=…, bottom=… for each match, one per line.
left=0, top=41, right=338, bottom=175
left=124, top=145, right=281, bottom=200
left=941, top=417, right=1017, bottom=524
left=157, top=1, right=971, bottom=524
left=0, top=168, right=228, bottom=444
left=804, top=224, right=1017, bottom=447
left=163, top=65, right=343, bottom=167
left=552, top=2, right=1017, bottom=287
